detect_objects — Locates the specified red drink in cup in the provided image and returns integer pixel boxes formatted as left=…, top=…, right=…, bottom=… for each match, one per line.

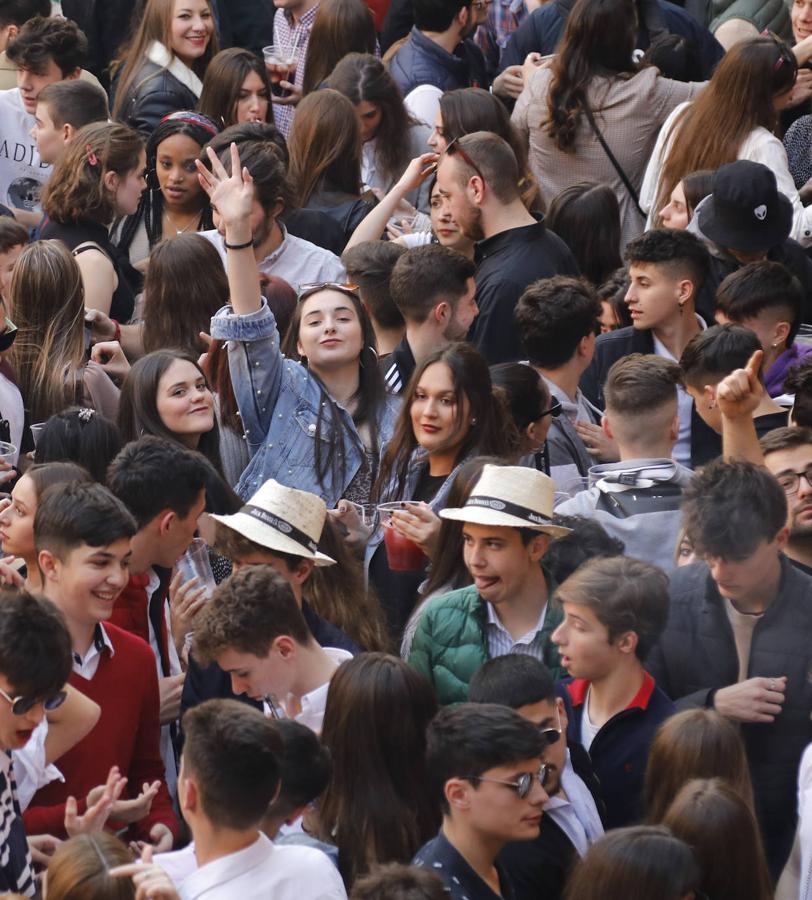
left=383, top=525, right=426, bottom=572
left=263, top=46, right=297, bottom=97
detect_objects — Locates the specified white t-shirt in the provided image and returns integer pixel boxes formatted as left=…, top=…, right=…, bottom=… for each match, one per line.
left=0, top=89, right=50, bottom=212
left=581, top=687, right=601, bottom=752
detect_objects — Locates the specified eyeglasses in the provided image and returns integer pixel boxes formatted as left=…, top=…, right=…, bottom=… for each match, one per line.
left=445, top=137, right=486, bottom=184
left=538, top=706, right=563, bottom=748
left=0, top=686, right=67, bottom=717
left=775, top=466, right=812, bottom=495
left=537, top=397, right=562, bottom=420
left=465, top=763, right=551, bottom=799
left=297, top=282, right=360, bottom=304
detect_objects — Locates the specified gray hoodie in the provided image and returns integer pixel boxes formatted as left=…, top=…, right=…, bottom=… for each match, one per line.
left=555, top=458, right=694, bottom=572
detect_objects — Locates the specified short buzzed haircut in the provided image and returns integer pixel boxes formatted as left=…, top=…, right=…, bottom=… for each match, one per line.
left=679, top=323, right=762, bottom=389
left=389, top=244, right=475, bottom=324
left=38, top=80, right=109, bottom=129
left=624, top=228, right=710, bottom=292
left=515, top=276, right=602, bottom=368
left=342, top=241, right=406, bottom=331
left=715, top=261, right=803, bottom=347
left=193, top=565, right=311, bottom=664
left=556, top=556, right=669, bottom=661
left=604, top=353, right=681, bottom=416
left=760, top=425, right=812, bottom=456
left=468, top=656, right=556, bottom=709
left=448, top=131, right=520, bottom=205
left=182, top=699, right=282, bottom=830
left=681, top=459, right=787, bottom=559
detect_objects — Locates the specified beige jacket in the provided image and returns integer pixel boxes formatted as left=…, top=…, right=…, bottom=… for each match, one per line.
left=511, top=65, right=704, bottom=251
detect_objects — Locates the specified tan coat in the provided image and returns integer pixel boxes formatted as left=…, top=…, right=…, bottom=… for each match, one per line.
left=511, top=65, right=704, bottom=251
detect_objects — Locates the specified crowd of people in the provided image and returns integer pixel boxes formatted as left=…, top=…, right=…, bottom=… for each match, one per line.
left=0, top=0, right=812, bottom=897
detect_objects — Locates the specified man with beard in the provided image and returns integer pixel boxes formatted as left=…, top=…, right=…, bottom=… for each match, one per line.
left=201, top=138, right=345, bottom=292
left=468, top=655, right=604, bottom=900
left=389, top=0, right=490, bottom=127
left=384, top=244, right=477, bottom=394
left=435, top=131, right=579, bottom=364
left=761, top=427, right=812, bottom=576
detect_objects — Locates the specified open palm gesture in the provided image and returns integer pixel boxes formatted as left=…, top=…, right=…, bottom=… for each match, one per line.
left=195, top=142, right=254, bottom=228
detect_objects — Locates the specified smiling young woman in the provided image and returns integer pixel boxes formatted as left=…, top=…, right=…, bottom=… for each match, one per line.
left=111, top=0, right=219, bottom=136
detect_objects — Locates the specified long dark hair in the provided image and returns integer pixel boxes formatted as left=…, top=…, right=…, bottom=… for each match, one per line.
left=546, top=182, right=623, bottom=286
left=287, top=89, right=362, bottom=206
left=439, top=87, right=540, bottom=210
left=115, top=111, right=218, bottom=253
left=547, top=0, right=639, bottom=152
left=376, top=343, right=515, bottom=501
left=142, top=234, right=228, bottom=355
left=198, top=47, right=271, bottom=127
left=318, top=653, right=440, bottom=886
left=327, top=53, right=415, bottom=186
left=301, top=0, right=377, bottom=95
left=280, top=287, right=386, bottom=493
left=118, top=349, right=222, bottom=474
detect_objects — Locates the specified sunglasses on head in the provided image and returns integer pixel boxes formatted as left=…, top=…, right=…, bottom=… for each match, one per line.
left=297, top=282, right=360, bottom=304
left=0, top=686, right=67, bottom=717
left=466, top=762, right=552, bottom=799
left=445, top=137, right=486, bottom=183
left=538, top=705, right=563, bottom=747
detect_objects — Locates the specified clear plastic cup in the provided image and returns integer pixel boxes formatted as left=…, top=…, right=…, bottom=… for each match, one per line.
left=174, top=538, right=216, bottom=598
left=30, top=424, right=46, bottom=448
left=346, top=501, right=378, bottom=528
left=0, top=442, right=17, bottom=466
left=376, top=501, right=405, bottom=529
left=262, top=45, right=297, bottom=96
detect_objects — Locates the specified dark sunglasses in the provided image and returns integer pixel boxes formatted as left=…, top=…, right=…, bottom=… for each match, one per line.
left=0, top=686, right=67, bottom=716
left=539, top=706, right=563, bottom=747
left=537, top=397, right=562, bottom=420
left=466, top=763, right=551, bottom=799
left=445, top=136, right=486, bottom=183
left=297, top=282, right=360, bottom=304
left=0, top=318, right=18, bottom=353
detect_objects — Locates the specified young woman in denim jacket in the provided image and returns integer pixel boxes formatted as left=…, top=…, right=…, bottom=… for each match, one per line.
left=362, top=342, right=515, bottom=637
left=200, top=143, right=399, bottom=506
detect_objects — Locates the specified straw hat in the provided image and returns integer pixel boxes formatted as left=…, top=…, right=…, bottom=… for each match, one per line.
left=211, top=479, right=336, bottom=566
left=440, top=465, right=571, bottom=538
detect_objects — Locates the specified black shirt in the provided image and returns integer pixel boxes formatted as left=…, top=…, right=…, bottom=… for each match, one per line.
left=381, top=336, right=417, bottom=395
left=414, top=831, right=516, bottom=900
left=470, top=217, right=579, bottom=364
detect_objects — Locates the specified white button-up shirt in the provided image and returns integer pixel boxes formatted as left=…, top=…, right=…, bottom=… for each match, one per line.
left=72, top=623, right=115, bottom=680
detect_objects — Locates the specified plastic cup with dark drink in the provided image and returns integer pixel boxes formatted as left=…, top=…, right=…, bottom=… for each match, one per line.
left=378, top=501, right=427, bottom=572
left=263, top=45, right=297, bottom=97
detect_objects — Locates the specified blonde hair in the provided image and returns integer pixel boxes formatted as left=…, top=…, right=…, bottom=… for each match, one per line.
left=111, top=0, right=219, bottom=120
left=42, top=121, right=143, bottom=225
left=8, top=241, right=87, bottom=423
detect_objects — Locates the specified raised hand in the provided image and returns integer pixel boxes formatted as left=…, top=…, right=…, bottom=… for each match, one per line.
left=195, top=142, right=254, bottom=229
left=715, top=349, right=764, bottom=421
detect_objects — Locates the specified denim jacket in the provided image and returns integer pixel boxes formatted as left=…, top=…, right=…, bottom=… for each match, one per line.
left=210, top=301, right=400, bottom=505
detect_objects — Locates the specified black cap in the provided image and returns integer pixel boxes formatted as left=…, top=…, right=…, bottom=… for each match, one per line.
left=697, top=160, right=793, bottom=253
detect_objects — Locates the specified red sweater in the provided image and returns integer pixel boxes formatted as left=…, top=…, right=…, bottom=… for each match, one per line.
left=23, top=623, right=179, bottom=842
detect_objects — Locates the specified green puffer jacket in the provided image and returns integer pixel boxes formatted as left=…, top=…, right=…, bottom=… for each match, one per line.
left=408, top=583, right=564, bottom=706
left=710, top=0, right=791, bottom=41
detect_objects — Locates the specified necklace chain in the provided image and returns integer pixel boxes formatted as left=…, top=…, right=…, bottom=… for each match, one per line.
left=163, top=209, right=199, bottom=235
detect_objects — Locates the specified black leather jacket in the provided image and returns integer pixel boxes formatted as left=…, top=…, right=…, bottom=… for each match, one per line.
left=112, top=59, right=198, bottom=136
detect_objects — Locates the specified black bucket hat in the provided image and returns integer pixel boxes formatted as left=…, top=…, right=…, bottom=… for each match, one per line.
left=697, top=160, right=793, bottom=252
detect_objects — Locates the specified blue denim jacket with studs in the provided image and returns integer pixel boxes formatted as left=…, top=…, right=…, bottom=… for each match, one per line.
left=210, top=300, right=400, bottom=505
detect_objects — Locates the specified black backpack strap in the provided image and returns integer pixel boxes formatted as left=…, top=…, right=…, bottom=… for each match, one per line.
left=582, top=101, right=646, bottom=219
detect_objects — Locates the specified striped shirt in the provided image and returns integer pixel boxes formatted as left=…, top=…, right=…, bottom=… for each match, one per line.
left=271, top=3, right=320, bottom=138
left=485, top=601, right=548, bottom=661
left=0, top=751, right=35, bottom=896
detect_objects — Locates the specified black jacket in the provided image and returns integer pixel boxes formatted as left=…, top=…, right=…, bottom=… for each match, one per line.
left=500, top=0, right=723, bottom=76
left=112, top=59, right=199, bottom=137
left=497, top=743, right=604, bottom=900
left=389, top=27, right=488, bottom=99
left=180, top=602, right=360, bottom=717
left=470, top=217, right=579, bottom=364
left=580, top=325, right=721, bottom=468
left=646, top=558, right=812, bottom=876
